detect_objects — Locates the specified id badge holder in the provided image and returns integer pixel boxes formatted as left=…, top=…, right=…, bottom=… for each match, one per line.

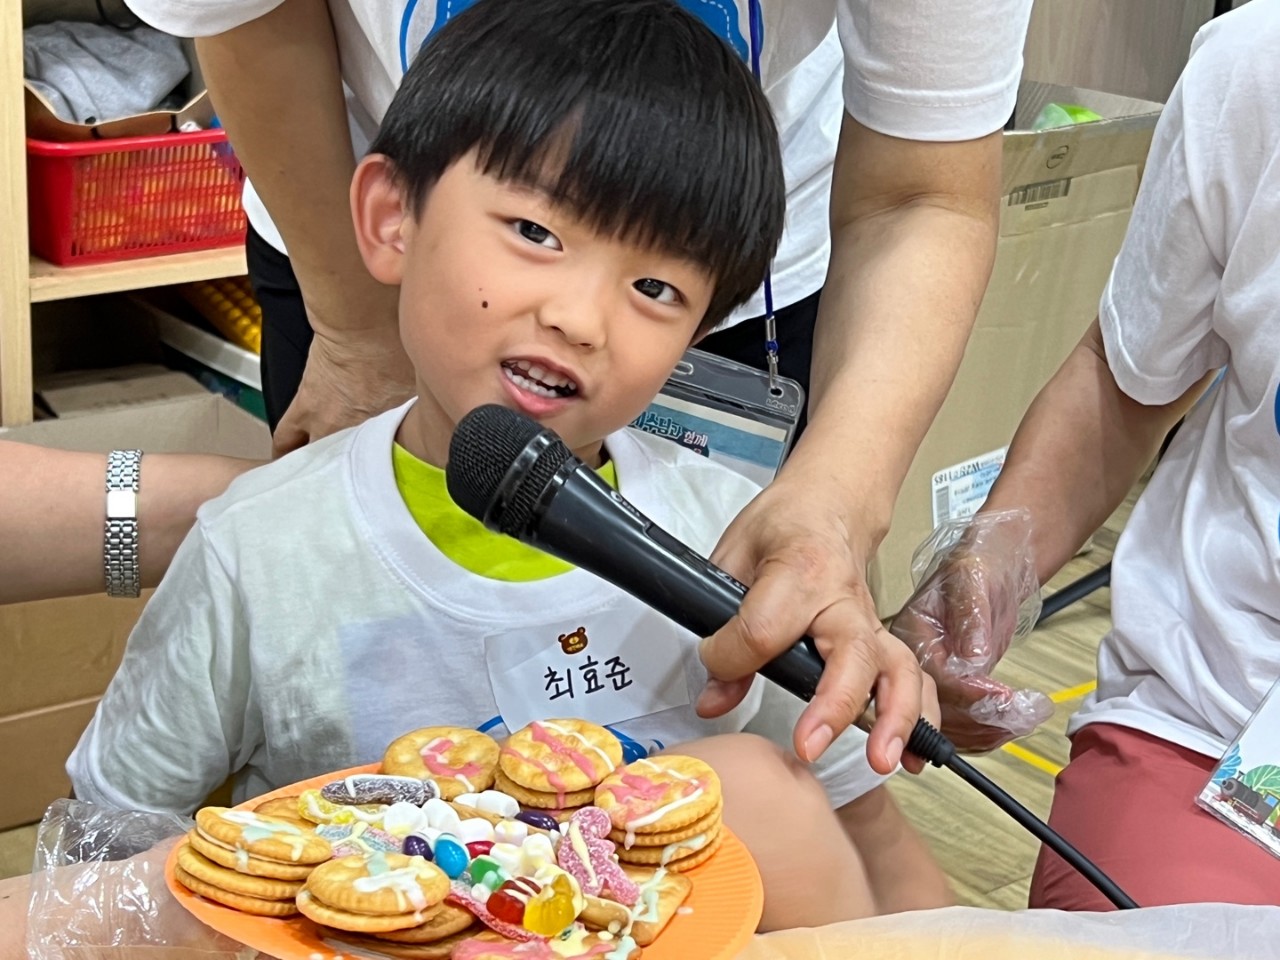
left=1196, top=676, right=1280, bottom=861
left=630, top=347, right=804, bottom=486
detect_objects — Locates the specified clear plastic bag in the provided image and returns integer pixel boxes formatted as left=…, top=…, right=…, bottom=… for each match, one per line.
left=891, top=509, right=1053, bottom=751
left=26, top=799, right=252, bottom=960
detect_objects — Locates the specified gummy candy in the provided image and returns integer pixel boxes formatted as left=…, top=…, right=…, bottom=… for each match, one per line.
left=488, top=877, right=540, bottom=926
left=468, top=854, right=506, bottom=891
left=515, top=809, right=560, bottom=832
left=467, top=840, right=494, bottom=859
left=523, top=873, right=581, bottom=936
left=402, top=833, right=433, bottom=859
left=434, top=834, right=470, bottom=879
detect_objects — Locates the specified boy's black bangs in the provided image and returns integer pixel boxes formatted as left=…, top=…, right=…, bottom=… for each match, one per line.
left=372, top=0, right=785, bottom=326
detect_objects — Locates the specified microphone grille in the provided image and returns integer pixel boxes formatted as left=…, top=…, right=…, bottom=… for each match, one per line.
left=446, top=405, right=572, bottom=535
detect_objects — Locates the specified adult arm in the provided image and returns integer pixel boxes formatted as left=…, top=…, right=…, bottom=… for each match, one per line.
left=0, top=442, right=256, bottom=604
left=194, top=0, right=411, bottom=455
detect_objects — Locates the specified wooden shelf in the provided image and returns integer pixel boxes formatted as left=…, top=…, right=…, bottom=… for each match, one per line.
left=29, top=247, right=248, bottom=304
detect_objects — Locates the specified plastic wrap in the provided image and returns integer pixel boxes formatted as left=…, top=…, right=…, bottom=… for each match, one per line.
left=891, top=509, right=1053, bottom=751
left=25, top=799, right=252, bottom=960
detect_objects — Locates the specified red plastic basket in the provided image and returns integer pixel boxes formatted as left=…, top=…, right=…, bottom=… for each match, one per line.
left=27, top=129, right=247, bottom=266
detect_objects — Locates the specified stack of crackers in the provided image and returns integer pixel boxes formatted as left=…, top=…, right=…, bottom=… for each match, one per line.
left=173, top=718, right=722, bottom=959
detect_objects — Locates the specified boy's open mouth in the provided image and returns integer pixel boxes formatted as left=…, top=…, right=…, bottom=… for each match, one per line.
left=501, top=360, right=579, bottom=399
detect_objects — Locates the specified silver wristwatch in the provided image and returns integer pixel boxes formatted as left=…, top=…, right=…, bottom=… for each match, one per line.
left=104, top=449, right=142, bottom=598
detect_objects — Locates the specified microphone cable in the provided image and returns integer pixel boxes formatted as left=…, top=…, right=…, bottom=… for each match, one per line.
left=907, top=718, right=1139, bottom=909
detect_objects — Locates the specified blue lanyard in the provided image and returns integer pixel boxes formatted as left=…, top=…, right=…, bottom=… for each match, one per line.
left=747, top=0, right=779, bottom=391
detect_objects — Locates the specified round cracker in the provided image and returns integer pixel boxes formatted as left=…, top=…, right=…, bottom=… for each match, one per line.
left=595, top=755, right=721, bottom=835
left=493, top=769, right=594, bottom=810
left=296, top=891, right=428, bottom=933
left=174, top=865, right=299, bottom=917
left=618, top=827, right=724, bottom=873
left=383, top=726, right=500, bottom=800
left=372, top=903, right=477, bottom=943
left=187, top=829, right=318, bottom=880
left=253, top=795, right=310, bottom=824
left=499, top=719, right=622, bottom=793
left=304, top=853, right=449, bottom=917
left=196, top=806, right=332, bottom=864
left=610, top=802, right=722, bottom=848
left=319, top=926, right=481, bottom=960
left=176, top=843, right=303, bottom=900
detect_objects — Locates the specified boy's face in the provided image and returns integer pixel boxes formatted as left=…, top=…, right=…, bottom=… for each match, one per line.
left=353, top=152, right=714, bottom=467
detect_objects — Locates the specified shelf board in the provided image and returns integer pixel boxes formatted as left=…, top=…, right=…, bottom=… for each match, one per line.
left=29, top=247, right=248, bottom=303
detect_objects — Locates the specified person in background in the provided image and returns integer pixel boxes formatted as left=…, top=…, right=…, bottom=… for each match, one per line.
left=892, top=0, right=1280, bottom=910
left=0, top=441, right=257, bottom=605
left=118, top=0, right=1034, bottom=775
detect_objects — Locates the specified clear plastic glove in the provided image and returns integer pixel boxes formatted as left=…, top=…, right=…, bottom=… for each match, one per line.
left=890, top=509, right=1053, bottom=752
left=26, top=799, right=250, bottom=960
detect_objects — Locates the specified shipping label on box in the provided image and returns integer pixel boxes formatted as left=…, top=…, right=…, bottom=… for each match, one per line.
left=931, top=448, right=1007, bottom=527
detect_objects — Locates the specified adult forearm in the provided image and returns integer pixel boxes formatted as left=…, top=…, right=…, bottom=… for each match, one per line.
left=980, top=322, right=1213, bottom=584
left=195, top=0, right=398, bottom=338
left=791, top=131, right=1000, bottom=552
left=0, top=443, right=257, bottom=604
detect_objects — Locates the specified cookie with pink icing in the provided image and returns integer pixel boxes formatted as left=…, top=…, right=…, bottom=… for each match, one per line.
left=594, top=756, right=721, bottom=845
left=383, top=726, right=501, bottom=800
left=498, top=720, right=622, bottom=810
left=556, top=807, right=639, bottom=906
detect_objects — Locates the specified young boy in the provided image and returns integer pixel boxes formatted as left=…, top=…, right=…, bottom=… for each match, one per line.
left=68, top=0, right=949, bottom=928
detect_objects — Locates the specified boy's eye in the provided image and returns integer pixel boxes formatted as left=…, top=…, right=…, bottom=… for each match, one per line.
left=634, top=278, right=680, bottom=305
left=514, top=219, right=562, bottom=250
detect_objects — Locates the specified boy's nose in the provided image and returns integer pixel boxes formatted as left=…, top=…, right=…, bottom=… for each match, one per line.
left=537, top=289, right=609, bottom=350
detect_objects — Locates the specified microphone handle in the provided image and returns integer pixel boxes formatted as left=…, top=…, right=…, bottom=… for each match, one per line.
left=527, top=465, right=825, bottom=701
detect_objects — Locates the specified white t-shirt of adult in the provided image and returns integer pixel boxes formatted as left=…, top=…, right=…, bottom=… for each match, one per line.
left=1070, top=1, right=1280, bottom=759
left=125, top=0, right=1031, bottom=326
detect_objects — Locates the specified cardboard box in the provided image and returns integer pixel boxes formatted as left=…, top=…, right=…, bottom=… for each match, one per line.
left=867, top=81, right=1162, bottom=618
left=23, top=0, right=213, bottom=140
left=0, top=373, right=270, bottom=828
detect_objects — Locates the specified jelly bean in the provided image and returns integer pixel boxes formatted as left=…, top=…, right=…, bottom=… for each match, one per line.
left=515, top=809, right=560, bottom=833
left=488, top=878, right=540, bottom=926
left=402, top=833, right=433, bottom=860
left=455, top=817, right=496, bottom=845
left=468, top=854, right=506, bottom=890
left=434, top=835, right=470, bottom=879
left=523, top=874, right=580, bottom=936
left=466, top=840, right=494, bottom=860
left=494, top=820, right=529, bottom=846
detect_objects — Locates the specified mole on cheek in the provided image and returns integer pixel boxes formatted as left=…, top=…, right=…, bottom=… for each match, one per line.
left=482, top=301, right=489, bottom=309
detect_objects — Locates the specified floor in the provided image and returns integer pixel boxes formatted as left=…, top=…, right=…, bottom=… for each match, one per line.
left=0, top=489, right=1137, bottom=907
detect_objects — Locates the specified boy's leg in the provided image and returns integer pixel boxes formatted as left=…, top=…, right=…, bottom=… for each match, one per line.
left=1030, top=723, right=1280, bottom=909
left=835, top=785, right=955, bottom=913
left=0, top=873, right=30, bottom=960
left=671, top=733, right=877, bottom=930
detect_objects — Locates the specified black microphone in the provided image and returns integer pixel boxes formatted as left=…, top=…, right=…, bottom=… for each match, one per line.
left=444, top=403, right=1141, bottom=911
left=445, top=403, right=825, bottom=699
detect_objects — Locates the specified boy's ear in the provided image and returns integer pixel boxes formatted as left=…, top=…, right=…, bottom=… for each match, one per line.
left=350, top=154, right=410, bottom=285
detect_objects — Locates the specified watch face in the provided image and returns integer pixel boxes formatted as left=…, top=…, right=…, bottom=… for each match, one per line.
left=106, top=489, right=138, bottom=520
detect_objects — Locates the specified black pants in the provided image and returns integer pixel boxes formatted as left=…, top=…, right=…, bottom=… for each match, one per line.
left=247, top=225, right=820, bottom=435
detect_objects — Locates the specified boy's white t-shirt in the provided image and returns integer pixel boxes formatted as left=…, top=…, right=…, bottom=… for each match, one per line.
left=68, top=403, right=883, bottom=814
left=125, top=0, right=1031, bottom=325
left=1071, top=1, right=1280, bottom=758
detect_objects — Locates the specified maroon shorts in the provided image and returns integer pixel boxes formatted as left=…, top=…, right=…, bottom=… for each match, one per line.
left=1029, top=722, right=1280, bottom=910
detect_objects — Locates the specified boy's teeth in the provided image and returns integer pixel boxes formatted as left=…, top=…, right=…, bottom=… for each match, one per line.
left=527, top=364, right=547, bottom=382
left=503, top=365, right=575, bottom=399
